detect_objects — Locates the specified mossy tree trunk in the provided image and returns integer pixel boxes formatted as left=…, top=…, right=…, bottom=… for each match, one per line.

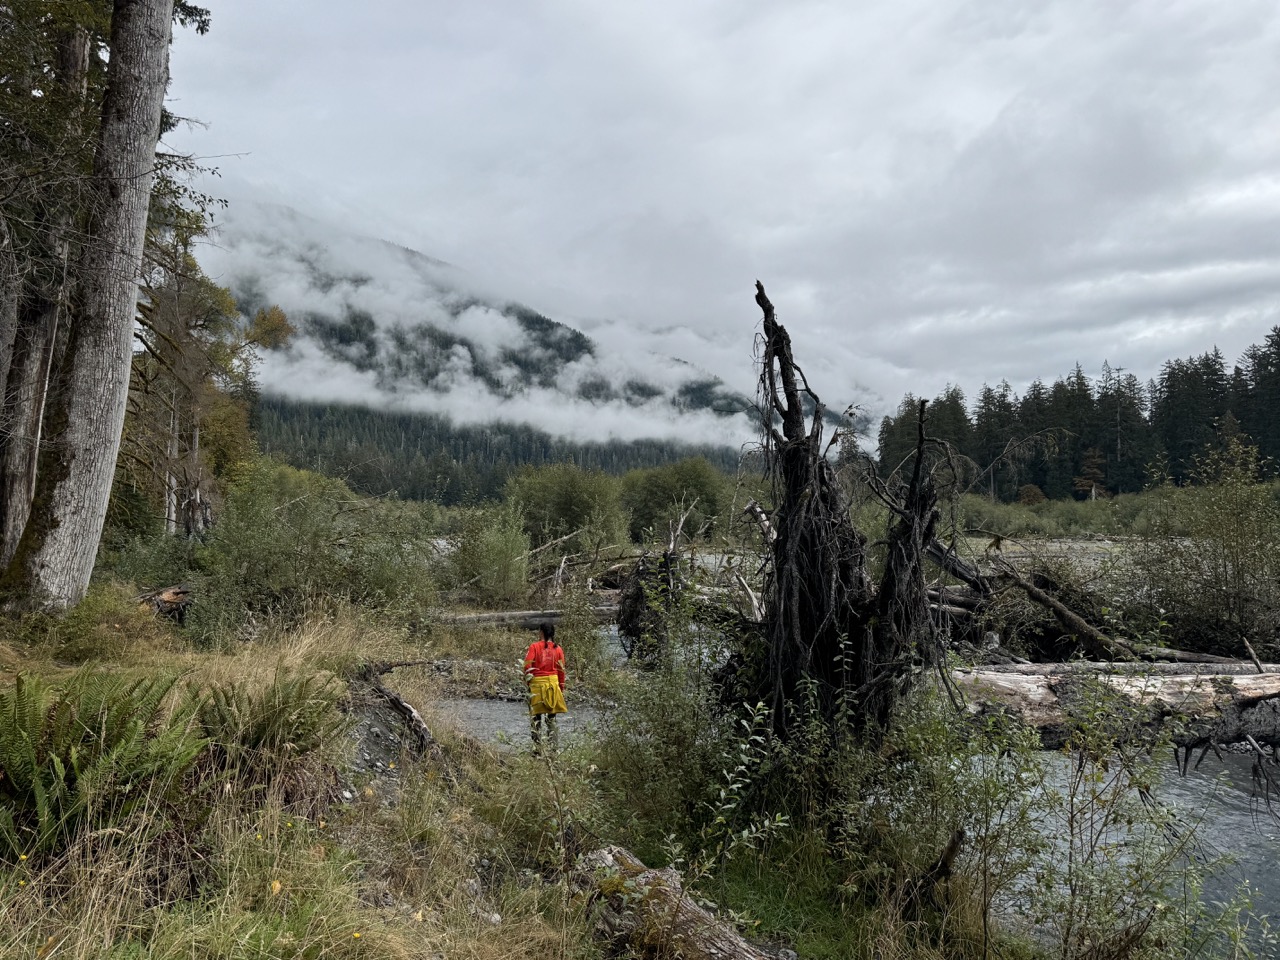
left=1, top=0, right=175, bottom=608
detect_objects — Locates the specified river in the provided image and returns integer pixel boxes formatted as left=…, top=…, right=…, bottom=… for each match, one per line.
left=1151, top=751, right=1280, bottom=909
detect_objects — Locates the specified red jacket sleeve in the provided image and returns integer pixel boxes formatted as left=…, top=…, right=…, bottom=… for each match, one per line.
left=556, top=648, right=566, bottom=691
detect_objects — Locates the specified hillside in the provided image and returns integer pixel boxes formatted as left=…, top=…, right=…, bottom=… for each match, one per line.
left=201, top=203, right=756, bottom=454
left=256, top=395, right=745, bottom=503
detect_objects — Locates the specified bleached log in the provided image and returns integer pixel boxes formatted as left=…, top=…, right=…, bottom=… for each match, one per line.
left=954, top=667, right=1280, bottom=749
left=973, top=662, right=1280, bottom=676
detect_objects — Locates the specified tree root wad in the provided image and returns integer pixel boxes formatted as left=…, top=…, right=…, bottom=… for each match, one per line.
left=752, top=281, right=939, bottom=744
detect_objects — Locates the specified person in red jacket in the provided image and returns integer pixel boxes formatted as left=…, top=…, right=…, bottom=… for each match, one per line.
left=523, top=622, right=567, bottom=754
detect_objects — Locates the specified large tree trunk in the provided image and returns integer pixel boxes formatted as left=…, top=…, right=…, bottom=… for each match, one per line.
left=0, top=27, right=91, bottom=569
left=1, top=0, right=175, bottom=608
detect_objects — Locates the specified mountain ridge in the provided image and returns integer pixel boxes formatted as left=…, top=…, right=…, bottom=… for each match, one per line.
left=201, top=202, right=757, bottom=448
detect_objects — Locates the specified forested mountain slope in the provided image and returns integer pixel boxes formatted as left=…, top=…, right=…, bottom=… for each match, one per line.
left=257, top=396, right=743, bottom=503
left=201, top=203, right=755, bottom=451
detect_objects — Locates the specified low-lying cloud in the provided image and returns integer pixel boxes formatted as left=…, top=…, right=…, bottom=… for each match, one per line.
left=201, top=198, right=761, bottom=447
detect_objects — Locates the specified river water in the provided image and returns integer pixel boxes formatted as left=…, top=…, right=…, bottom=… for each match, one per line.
left=1149, top=752, right=1280, bottom=909
left=437, top=697, right=603, bottom=748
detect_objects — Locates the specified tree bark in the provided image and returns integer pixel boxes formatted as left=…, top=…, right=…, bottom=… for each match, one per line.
left=0, top=26, right=91, bottom=569
left=0, top=299, right=61, bottom=566
left=0, top=217, right=17, bottom=415
left=1, top=0, right=176, bottom=608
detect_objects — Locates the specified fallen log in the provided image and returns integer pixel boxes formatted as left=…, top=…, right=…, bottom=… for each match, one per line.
left=996, top=566, right=1241, bottom=664
left=578, top=845, right=772, bottom=960
left=350, top=661, right=457, bottom=784
left=973, top=662, right=1280, bottom=676
left=953, top=667, right=1280, bottom=749
left=435, top=606, right=617, bottom=630
left=927, top=586, right=985, bottom=610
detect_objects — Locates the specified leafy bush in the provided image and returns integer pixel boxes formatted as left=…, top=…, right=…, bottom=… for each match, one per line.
left=0, top=670, right=205, bottom=859
left=444, top=502, right=530, bottom=607
left=620, top=457, right=732, bottom=542
left=505, top=462, right=628, bottom=554
left=1129, top=437, right=1280, bottom=654
left=186, top=459, right=437, bottom=640
left=1027, top=676, right=1265, bottom=960
left=552, top=583, right=611, bottom=685
left=594, top=593, right=735, bottom=856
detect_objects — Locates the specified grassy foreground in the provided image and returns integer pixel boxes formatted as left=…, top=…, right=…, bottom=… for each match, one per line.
left=0, top=595, right=605, bottom=960
left=1, top=580, right=1275, bottom=960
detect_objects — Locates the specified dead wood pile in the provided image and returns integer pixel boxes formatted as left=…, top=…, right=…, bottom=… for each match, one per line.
left=435, top=607, right=617, bottom=631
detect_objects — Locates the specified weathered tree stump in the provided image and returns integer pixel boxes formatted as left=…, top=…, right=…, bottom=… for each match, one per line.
left=136, top=583, right=193, bottom=624
left=579, top=845, right=773, bottom=960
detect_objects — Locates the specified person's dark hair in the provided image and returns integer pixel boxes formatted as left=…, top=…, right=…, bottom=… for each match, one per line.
left=540, top=621, right=556, bottom=643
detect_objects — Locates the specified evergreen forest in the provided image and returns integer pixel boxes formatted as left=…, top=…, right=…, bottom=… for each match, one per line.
left=877, top=333, right=1280, bottom=500
left=256, top=395, right=743, bottom=504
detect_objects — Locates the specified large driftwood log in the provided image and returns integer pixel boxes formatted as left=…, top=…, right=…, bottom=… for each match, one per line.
left=579, top=845, right=772, bottom=960
left=435, top=606, right=617, bottom=630
left=954, top=667, right=1280, bottom=749
left=975, top=662, right=1280, bottom=676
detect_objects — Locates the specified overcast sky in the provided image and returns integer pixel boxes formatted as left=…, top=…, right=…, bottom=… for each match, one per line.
left=166, top=0, right=1280, bottom=423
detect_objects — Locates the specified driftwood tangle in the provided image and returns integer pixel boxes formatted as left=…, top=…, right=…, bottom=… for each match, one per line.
left=579, top=845, right=772, bottom=960
left=755, top=281, right=938, bottom=740
left=435, top=606, right=617, bottom=630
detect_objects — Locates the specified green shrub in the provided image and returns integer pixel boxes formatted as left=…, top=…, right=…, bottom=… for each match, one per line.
left=620, top=457, right=731, bottom=542
left=1028, top=675, right=1264, bottom=960
left=506, top=462, right=629, bottom=554
left=552, top=583, right=610, bottom=686
left=187, top=459, right=437, bottom=641
left=445, top=502, right=530, bottom=607
left=594, top=596, right=734, bottom=855
left=1129, top=437, right=1280, bottom=654
left=193, top=669, right=350, bottom=788
left=0, top=670, right=206, bottom=859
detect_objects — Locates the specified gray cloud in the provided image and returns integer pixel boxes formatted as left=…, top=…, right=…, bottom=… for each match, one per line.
left=166, top=0, right=1280, bottom=437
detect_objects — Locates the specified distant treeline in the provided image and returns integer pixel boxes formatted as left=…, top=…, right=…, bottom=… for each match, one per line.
left=878, top=326, right=1280, bottom=501
left=256, top=396, right=744, bottom=504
